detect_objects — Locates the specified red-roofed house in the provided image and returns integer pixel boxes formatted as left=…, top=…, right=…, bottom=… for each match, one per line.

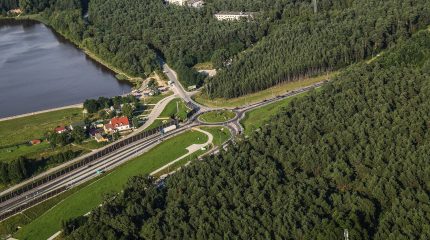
left=55, top=126, right=67, bottom=134
left=104, top=117, right=130, bottom=133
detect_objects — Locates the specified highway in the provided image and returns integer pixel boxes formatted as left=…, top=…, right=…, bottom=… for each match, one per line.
left=0, top=62, right=328, bottom=221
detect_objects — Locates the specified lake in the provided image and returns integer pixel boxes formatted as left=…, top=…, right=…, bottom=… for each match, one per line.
left=0, top=19, right=132, bottom=118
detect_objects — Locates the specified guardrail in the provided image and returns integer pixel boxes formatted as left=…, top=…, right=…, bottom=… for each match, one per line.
left=0, top=120, right=177, bottom=205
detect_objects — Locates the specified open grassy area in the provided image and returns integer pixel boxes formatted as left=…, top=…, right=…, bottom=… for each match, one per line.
left=198, top=110, right=236, bottom=123
left=241, top=91, right=312, bottom=135
left=15, top=130, right=208, bottom=240
left=193, top=62, right=213, bottom=70
left=159, top=98, right=190, bottom=121
left=142, top=91, right=174, bottom=105
left=194, top=72, right=336, bottom=108
left=0, top=142, right=50, bottom=163
left=200, top=127, right=231, bottom=146
left=0, top=174, right=103, bottom=238
left=0, top=108, right=83, bottom=148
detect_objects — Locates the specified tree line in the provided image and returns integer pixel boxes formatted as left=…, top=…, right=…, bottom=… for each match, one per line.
left=63, top=30, right=430, bottom=239
left=0, top=150, right=81, bottom=185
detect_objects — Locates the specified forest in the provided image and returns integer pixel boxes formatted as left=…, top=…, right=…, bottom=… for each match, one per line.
left=3, top=0, right=429, bottom=94
left=0, top=150, right=81, bottom=185
left=207, top=0, right=430, bottom=98
left=62, top=29, right=430, bottom=239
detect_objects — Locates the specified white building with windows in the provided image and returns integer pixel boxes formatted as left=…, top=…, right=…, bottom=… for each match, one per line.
left=214, top=11, right=255, bottom=21
left=166, top=0, right=187, bottom=6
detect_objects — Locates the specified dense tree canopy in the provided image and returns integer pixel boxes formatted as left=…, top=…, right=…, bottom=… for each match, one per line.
left=207, top=0, right=430, bottom=98
left=65, top=29, right=430, bottom=239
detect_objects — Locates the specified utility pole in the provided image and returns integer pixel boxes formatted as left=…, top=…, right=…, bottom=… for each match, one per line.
left=312, top=0, right=318, bottom=14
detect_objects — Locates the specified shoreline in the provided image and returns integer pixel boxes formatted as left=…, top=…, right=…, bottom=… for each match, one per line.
left=0, top=104, right=83, bottom=122
left=2, top=14, right=142, bottom=85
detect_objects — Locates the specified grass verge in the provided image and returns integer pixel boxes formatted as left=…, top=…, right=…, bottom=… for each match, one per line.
left=194, top=72, right=336, bottom=108
left=14, top=130, right=208, bottom=240
left=198, top=110, right=236, bottom=123
left=241, top=91, right=313, bottom=135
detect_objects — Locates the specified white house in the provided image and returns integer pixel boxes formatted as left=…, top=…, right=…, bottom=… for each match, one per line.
left=214, top=11, right=255, bottom=21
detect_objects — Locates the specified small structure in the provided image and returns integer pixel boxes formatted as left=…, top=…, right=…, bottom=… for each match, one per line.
left=89, top=128, right=104, bottom=138
left=187, top=0, right=204, bottom=8
left=95, top=133, right=109, bottom=143
left=54, top=126, right=67, bottom=134
left=166, top=0, right=187, bottom=6
left=214, top=11, right=255, bottom=21
left=69, top=121, right=87, bottom=130
left=187, top=85, right=197, bottom=91
left=30, top=139, right=42, bottom=145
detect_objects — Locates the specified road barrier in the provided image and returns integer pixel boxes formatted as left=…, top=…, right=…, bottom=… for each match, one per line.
left=0, top=120, right=177, bottom=205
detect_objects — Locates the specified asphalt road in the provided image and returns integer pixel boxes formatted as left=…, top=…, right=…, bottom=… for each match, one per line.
left=0, top=63, right=328, bottom=221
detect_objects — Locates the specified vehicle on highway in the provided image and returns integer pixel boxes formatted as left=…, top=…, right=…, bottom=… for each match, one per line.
left=95, top=169, right=105, bottom=174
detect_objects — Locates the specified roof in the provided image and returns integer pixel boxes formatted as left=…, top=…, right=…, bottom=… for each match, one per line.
left=104, top=124, right=114, bottom=130
left=215, top=11, right=255, bottom=16
left=55, top=126, right=66, bottom=132
left=111, top=117, right=130, bottom=127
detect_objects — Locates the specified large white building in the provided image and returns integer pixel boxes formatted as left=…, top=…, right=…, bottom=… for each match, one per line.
left=166, top=0, right=187, bottom=6
left=214, top=11, right=255, bottom=21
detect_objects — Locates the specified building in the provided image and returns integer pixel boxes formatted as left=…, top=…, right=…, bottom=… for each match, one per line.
left=187, top=0, right=204, bottom=8
left=104, top=117, right=130, bottom=133
left=214, top=11, right=255, bottom=21
left=30, top=139, right=42, bottom=145
left=54, top=126, right=67, bottom=134
left=166, top=0, right=203, bottom=8
left=94, top=133, right=109, bottom=143
left=166, top=0, right=187, bottom=6
left=69, top=121, right=87, bottom=130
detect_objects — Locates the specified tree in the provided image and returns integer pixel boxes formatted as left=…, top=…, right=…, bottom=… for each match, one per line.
left=122, top=104, right=133, bottom=118
left=71, top=126, right=86, bottom=144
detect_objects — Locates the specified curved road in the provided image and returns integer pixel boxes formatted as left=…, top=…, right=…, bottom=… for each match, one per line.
left=0, top=63, right=328, bottom=221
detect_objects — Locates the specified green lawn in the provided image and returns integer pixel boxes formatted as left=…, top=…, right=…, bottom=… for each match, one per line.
left=0, top=108, right=83, bottom=147
left=159, top=98, right=190, bottom=121
left=15, top=130, right=208, bottom=240
left=241, top=92, right=310, bottom=135
left=200, top=127, right=231, bottom=146
left=0, top=142, right=50, bottom=163
left=194, top=72, right=335, bottom=108
left=142, top=91, right=173, bottom=105
left=198, top=110, right=236, bottom=123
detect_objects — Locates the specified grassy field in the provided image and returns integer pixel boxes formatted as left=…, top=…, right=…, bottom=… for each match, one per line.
left=200, top=127, right=232, bottom=146
left=15, top=130, right=208, bottom=240
left=159, top=98, right=189, bottom=120
left=241, top=92, right=311, bottom=135
left=194, top=72, right=335, bottom=108
left=198, top=110, right=236, bottom=123
left=193, top=62, right=213, bottom=70
left=142, top=91, right=174, bottom=105
left=0, top=174, right=104, bottom=238
left=0, top=108, right=83, bottom=148
left=0, top=142, right=50, bottom=162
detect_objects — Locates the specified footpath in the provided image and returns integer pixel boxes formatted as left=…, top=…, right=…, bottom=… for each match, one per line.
left=0, top=104, right=83, bottom=122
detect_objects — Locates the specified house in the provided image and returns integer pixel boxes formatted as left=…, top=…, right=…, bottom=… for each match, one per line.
left=104, top=117, right=130, bottom=133
left=30, top=139, right=42, bottom=145
left=89, top=128, right=104, bottom=137
left=69, top=121, right=87, bottom=130
left=55, top=126, right=67, bottom=134
left=95, top=133, right=109, bottom=143
left=92, top=120, right=105, bottom=129
left=214, top=11, right=255, bottom=21
left=187, top=0, right=204, bottom=8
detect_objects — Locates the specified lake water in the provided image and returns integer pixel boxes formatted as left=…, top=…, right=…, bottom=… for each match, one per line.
left=0, top=20, right=132, bottom=118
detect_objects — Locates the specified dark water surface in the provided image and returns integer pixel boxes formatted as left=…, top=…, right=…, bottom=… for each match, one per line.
left=0, top=20, right=132, bottom=118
